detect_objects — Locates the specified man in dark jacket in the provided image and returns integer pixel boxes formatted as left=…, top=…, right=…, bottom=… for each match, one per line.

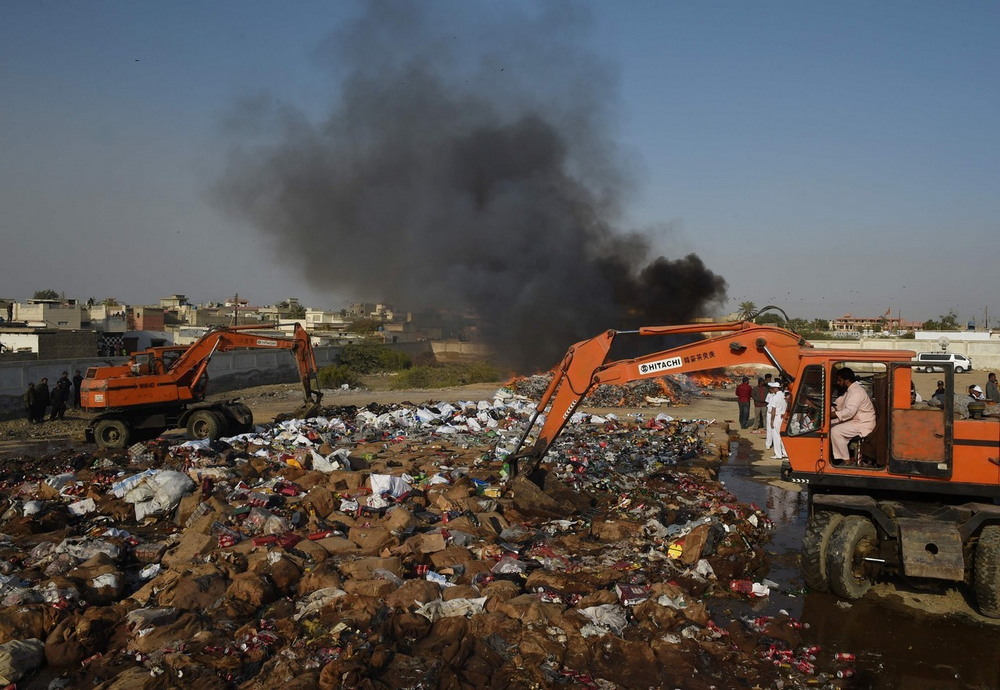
left=50, top=379, right=70, bottom=420
left=72, top=370, right=84, bottom=408
left=34, top=377, right=50, bottom=422
left=748, top=377, right=769, bottom=431
left=23, top=382, right=37, bottom=422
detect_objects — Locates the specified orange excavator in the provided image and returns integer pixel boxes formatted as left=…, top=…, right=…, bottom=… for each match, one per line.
left=81, top=323, right=322, bottom=450
left=509, top=321, right=1000, bottom=616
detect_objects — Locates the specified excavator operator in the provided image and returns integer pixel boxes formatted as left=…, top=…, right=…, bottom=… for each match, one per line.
left=830, top=367, right=876, bottom=465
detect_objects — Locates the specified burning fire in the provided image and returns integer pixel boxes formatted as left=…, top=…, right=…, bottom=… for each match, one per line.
left=685, top=370, right=733, bottom=389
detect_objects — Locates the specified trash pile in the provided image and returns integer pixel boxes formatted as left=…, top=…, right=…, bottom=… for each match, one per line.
left=0, top=391, right=841, bottom=689
left=511, top=374, right=688, bottom=407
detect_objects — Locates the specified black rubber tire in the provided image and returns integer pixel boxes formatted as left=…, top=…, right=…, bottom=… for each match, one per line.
left=93, top=418, right=131, bottom=449
left=187, top=409, right=226, bottom=441
left=974, top=525, right=1000, bottom=618
left=827, top=515, right=878, bottom=600
left=801, top=511, right=845, bottom=592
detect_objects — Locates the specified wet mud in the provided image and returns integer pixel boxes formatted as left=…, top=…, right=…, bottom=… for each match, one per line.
left=720, top=438, right=1000, bottom=689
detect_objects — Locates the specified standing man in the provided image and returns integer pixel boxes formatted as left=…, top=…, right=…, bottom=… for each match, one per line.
left=72, top=370, right=84, bottom=408
left=986, top=373, right=1000, bottom=404
left=49, top=379, right=70, bottom=420
left=930, top=380, right=946, bottom=405
left=23, top=382, right=37, bottom=423
left=735, top=376, right=753, bottom=429
left=764, top=381, right=781, bottom=451
left=34, top=377, right=51, bottom=423
left=749, top=377, right=769, bottom=432
left=830, top=368, right=877, bottom=465
left=767, top=381, right=788, bottom=459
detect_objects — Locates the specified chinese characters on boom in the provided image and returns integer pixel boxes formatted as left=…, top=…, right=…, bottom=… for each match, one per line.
left=638, top=350, right=716, bottom=376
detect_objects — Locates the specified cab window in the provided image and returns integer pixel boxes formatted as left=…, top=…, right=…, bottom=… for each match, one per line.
left=788, top=365, right=824, bottom=435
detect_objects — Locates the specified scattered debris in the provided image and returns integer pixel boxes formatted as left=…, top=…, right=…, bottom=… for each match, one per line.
left=0, top=389, right=843, bottom=688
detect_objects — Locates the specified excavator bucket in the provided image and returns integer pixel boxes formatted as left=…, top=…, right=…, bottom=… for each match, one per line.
left=289, top=399, right=322, bottom=420
left=274, top=391, right=324, bottom=424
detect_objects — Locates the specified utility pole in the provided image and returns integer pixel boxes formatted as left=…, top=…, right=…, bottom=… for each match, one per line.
left=232, top=293, right=238, bottom=327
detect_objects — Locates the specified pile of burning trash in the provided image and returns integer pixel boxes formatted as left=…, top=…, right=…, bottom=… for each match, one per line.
left=0, top=390, right=837, bottom=689
left=509, top=370, right=749, bottom=407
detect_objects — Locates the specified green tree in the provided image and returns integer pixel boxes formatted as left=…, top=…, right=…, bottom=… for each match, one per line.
left=348, top=317, right=384, bottom=335
left=737, top=301, right=758, bottom=320
left=32, top=289, right=59, bottom=300
left=923, top=311, right=960, bottom=331
left=101, top=297, right=121, bottom=307
left=288, top=303, right=306, bottom=319
left=317, top=364, right=361, bottom=388
left=338, top=341, right=410, bottom=374
left=757, top=313, right=785, bottom=326
left=939, top=311, right=960, bottom=330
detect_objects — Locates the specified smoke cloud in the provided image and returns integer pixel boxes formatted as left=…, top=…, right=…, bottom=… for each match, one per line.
left=216, top=2, right=726, bottom=371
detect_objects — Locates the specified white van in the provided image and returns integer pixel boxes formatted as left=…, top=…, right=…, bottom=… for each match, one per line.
left=913, top=352, right=973, bottom=373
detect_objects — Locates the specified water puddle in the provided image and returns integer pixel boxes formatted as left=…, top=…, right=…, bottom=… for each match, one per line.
left=716, top=437, right=998, bottom=688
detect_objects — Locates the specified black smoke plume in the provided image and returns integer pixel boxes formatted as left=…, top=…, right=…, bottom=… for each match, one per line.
left=216, top=2, right=726, bottom=371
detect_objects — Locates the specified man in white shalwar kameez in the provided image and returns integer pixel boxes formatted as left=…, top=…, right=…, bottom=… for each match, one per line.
left=767, top=382, right=787, bottom=459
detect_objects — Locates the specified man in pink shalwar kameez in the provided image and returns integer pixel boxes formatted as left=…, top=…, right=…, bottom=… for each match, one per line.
left=830, top=368, right=877, bottom=463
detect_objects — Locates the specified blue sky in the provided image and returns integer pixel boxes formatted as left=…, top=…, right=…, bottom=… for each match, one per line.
left=1, top=1, right=997, bottom=325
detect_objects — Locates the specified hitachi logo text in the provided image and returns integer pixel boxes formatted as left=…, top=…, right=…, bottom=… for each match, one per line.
left=255, top=339, right=279, bottom=347
left=638, top=357, right=682, bottom=375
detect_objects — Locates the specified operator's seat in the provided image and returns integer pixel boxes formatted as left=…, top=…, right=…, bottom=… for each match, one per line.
left=858, top=374, right=888, bottom=467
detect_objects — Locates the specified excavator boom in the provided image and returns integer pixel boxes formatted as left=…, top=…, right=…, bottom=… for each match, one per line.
left=509, top=321, right=809, bottom=475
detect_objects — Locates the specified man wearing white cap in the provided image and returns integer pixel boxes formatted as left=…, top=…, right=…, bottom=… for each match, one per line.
left=969, top=385, right=985, bottom=401
left=766, top=381, right=787, bottom=459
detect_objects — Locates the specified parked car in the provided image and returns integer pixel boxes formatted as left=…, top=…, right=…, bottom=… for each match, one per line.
left=913, top=352, right=973, bottom=373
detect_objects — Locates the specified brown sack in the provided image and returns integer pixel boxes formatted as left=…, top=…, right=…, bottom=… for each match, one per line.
left=297, top=561, right=344, bottom=596
left=341, top=579, right=396, bottom=598
left=347, top=525, right=392, bottom=554
left=225, top=572, right=277, bottom=608
left=680, top=524, right=711, bottom=565
left=339, top=556, right=402, bottom=581
left=384, top=579, right=441, bottom=611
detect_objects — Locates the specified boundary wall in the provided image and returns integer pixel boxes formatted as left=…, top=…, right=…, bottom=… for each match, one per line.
left=812, top=339, right=1000, bottom=371
left=0, top=346, right=337, bottom=418
left=0, top=341, right=437, bottom=419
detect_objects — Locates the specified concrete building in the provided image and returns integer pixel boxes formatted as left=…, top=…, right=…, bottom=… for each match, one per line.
left=86, top=304, right=129, bottom=333
left=0, top=328, right=98, bottom=359
left=13, top=299, right=86, bottom=329
left=132, top=306, right=165, bottom=331
left=830, top=313, right=922, bottom=338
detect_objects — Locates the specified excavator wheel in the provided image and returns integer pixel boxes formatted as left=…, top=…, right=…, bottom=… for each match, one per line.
left=93, top=418, right=132, bottom=450
left=826, top=515, right=878, bottom=599
left=801, top=511, right=845, bottom=592
left=187, top=409, right=227, bottom=441
left=974, top=525, right=1000, bottom=618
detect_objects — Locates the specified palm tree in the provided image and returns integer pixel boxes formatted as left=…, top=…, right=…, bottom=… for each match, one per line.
left=737, top=301, right=758, bottom=321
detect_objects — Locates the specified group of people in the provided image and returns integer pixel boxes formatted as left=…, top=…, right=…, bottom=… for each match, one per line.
left=22, top=370, right=84, bottom=423
left=735, top=374, right=791, bottom=460
left=924, top=372, right=1000, bottom=418
left=965, top=372, right=1000, bottom=403
left=736, top=368, right=877, bottom=465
